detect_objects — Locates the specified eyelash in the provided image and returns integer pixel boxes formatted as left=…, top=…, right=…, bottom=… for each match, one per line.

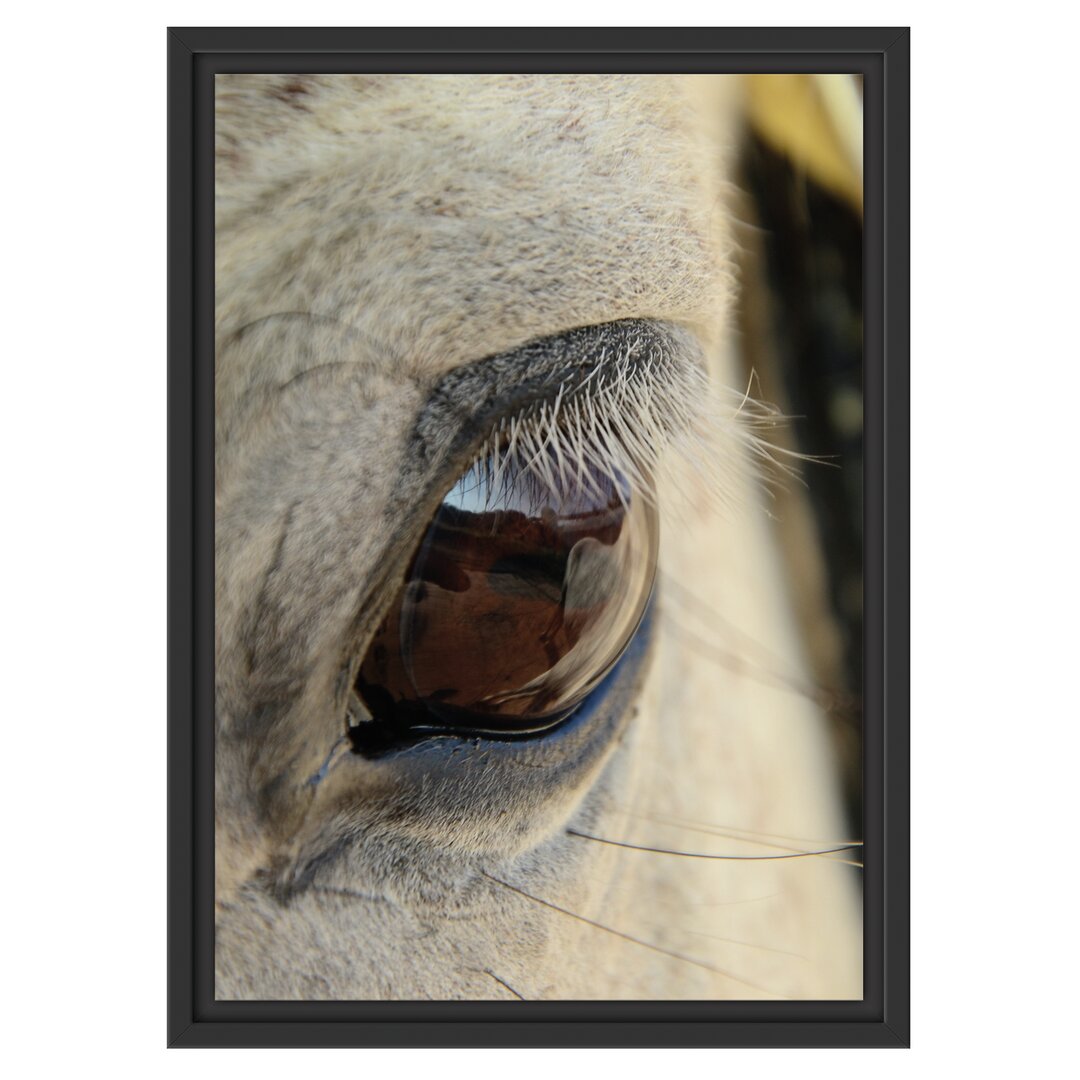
left=472, top=343, right=797, bottom=523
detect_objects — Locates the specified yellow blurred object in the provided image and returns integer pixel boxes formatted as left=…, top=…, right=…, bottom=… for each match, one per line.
left=744, top=74, right=863, bottom=213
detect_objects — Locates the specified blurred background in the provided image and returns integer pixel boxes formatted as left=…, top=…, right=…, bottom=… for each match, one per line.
left=734, top=75, right=864, bottom=835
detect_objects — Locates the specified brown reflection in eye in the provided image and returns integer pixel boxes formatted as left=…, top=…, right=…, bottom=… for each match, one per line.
left=356, top=453, right=658, bottom=733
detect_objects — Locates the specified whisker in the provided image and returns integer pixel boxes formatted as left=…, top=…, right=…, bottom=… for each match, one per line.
left=482, top=969, right=526, bottom=1000
left=682, top=929, right=807, bottom=961
left=480, top=870, right=780, bottom=997
left=694, top=892, right=781, bottom=908
left=567, top=829, right=862, bottom=865
left=659, top=569, right=802, bottom=670
left=612, top=806, right=863, bottom=852
left=658, top=572, right=860, bottom=720
left=661, top=611, right=855, bottom=713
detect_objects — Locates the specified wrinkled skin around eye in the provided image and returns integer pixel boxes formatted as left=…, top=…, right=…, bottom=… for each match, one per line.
left=357, top=456, right=659, bottom=734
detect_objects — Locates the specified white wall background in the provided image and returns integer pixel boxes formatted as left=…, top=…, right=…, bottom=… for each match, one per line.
left=4, top=3, right=1075, bottom=1074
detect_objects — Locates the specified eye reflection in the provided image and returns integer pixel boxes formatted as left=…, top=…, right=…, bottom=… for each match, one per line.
left=355, top=451, right=658, bottom=739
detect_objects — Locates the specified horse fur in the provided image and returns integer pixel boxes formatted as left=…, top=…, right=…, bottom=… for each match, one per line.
left=213, top=74, right=861, bottom=1001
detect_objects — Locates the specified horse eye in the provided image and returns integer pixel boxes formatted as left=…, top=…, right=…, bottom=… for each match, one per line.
left=352, top=451, right=658, bottom=749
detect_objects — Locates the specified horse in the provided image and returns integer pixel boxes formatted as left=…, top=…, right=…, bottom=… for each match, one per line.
left=213, top=73, right=862, bottom=1000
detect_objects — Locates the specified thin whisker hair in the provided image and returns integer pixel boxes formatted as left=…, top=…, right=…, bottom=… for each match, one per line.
left=693, top=892, right=782, bottom=909
left=480, top=871, right=780, bottom=997
left=681, top=929, right=808, bottom=961
left=660, top=610, right=859, bottom=717
left=481, top=969, right=527, bottom=1000
left=566, top=829, right=862, bottom=864
left=609, top=807, right=863, bottom=852
left=657, top=572, right=861, bottom=721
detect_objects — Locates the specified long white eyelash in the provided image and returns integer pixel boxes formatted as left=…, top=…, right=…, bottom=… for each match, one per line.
left=470, top=342, right=807, bottom=518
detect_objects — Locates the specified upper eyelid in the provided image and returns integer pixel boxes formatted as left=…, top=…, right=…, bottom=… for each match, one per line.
left=402, top=318, right=700, bottom=494
left=422, top=320, right=791, bottom=530
left=417, top=319, right=695, bottom=432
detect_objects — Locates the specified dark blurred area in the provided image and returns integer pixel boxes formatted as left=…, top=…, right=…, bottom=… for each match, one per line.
left=736, top=124, right=865, bottom=837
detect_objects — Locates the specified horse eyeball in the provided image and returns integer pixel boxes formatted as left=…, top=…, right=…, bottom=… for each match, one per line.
left=354, top=453, right=658, bottom=741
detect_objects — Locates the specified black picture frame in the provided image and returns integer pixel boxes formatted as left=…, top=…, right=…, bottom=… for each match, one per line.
left=168, top=26, right=909, bottom=1048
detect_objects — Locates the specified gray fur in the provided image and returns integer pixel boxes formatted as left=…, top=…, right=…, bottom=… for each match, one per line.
left=214, top=74, right=861, bottom=1000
